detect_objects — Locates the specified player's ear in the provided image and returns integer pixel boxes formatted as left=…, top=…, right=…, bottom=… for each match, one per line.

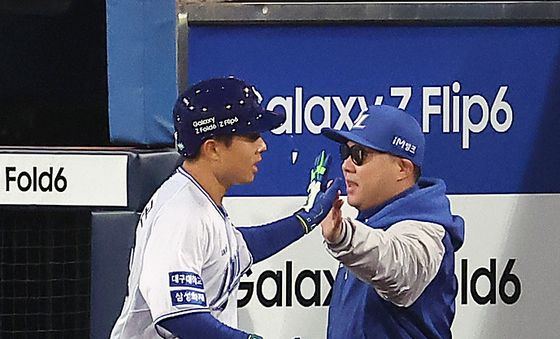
left=395, top=157, right=415, bottom=182
left=200, top=139, right=221, bottom=160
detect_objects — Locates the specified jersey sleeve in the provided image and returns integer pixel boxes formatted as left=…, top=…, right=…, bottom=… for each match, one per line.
left=139, top=203, right=210, bottom=325
left=157, top=312, right=252, bottom=339
left=325, top=218, right=446, bottom=307
left=236, top=215, right=304, bottom=263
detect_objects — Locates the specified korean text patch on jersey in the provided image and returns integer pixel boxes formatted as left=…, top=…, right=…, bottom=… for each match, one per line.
left=170, top=289, right=207, bottom=307
left=168, top=271, right=204, bottom=289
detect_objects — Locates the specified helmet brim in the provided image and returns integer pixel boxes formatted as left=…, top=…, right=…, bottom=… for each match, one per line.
left=259, top=109, right=286, bottom=132
left=237, top=108, right=286, bottom=135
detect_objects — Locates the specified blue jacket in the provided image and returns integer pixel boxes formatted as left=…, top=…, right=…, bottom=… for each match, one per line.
left=327, top=178, right=464, bottom=339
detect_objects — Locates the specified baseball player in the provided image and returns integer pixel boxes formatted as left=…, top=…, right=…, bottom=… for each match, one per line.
left=110, top=77, right=342, bottom=338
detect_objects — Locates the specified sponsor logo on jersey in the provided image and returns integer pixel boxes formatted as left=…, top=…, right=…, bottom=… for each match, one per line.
left=169, top=271, right=204, bottom=289
left=170, top=289, right=207, bottom=307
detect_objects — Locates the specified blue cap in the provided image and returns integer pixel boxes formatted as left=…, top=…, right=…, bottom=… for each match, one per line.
left=322, top=105, right=425, bottom=167
left=173, top=76, right=286, bottom=157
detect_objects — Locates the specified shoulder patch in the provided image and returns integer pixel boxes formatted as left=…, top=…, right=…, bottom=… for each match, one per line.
left=168, top=271, right=204, bottom=289
left=170, top=289, right=207, bottom=307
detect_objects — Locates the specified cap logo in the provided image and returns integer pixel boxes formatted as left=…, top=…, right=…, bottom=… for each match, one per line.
left=392, top=135, right=417, bottom=155
left=352, top=111, right=369, bottom=130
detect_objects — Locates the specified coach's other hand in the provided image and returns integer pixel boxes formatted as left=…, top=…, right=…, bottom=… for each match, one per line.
left=295, top=150, right=343, bottom=234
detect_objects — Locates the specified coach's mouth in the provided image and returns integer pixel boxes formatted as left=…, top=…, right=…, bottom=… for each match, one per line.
left=345, top=179, right=358, bottom=193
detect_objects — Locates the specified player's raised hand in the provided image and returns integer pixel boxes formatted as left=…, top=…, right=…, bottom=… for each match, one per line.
left=295, top=150, right=343, bottom=234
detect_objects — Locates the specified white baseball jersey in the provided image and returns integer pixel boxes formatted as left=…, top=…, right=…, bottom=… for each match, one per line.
left=111, top=166, right=253, bottom=338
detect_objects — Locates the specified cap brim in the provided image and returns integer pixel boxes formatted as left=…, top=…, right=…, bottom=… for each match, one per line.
left=322, top=128, right=382, bottom=152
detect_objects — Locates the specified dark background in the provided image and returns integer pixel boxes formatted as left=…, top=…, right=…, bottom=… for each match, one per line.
left=0, top=0, right=109, bottom=146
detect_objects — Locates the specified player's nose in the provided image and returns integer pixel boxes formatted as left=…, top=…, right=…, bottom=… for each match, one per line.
left=257, top=136, right=267, bottom=153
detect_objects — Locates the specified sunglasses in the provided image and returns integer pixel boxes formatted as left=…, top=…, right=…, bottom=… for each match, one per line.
left=339, top=144, right=373, bottom=166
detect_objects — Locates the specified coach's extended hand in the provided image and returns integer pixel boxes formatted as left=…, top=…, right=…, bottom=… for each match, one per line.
left=295, top=150, right=343, bottom=234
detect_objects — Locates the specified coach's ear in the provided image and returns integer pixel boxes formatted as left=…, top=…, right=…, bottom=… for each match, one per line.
left=395, top=156, right=415, bottom=182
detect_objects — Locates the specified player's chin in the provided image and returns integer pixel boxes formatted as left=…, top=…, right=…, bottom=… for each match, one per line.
left=238, top=171, right=257, bottom=184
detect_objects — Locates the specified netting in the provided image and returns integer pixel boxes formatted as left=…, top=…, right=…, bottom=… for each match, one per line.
left=0, top=207, right=90, bottom=338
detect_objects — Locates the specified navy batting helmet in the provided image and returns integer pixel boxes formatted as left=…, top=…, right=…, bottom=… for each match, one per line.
left=173, top=76, right=286, bottom=157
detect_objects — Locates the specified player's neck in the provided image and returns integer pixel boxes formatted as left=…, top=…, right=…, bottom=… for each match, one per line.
left=182, top=161, right=227, bottom=206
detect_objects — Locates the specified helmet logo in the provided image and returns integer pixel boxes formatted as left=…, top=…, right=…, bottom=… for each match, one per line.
left=251, top=86, right=263, bottom=104
left=174, top=132, right=185, bottom=152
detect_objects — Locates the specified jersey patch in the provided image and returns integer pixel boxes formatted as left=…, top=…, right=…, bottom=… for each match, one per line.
left=168, top=271, right=204, bottom=289
left=170, top=289, right=207, bottom=307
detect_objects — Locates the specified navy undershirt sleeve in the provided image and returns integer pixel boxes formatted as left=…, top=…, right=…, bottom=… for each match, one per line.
left=158, top=312, right=250, bottom=339
left=237, top=215, right=305, bottom=263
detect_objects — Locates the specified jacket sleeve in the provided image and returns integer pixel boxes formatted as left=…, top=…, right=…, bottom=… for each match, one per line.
left=324, top=218, right=446, bottom=307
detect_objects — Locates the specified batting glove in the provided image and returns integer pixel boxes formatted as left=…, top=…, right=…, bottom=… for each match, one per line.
left=295, top=150, right=343, bottom=234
